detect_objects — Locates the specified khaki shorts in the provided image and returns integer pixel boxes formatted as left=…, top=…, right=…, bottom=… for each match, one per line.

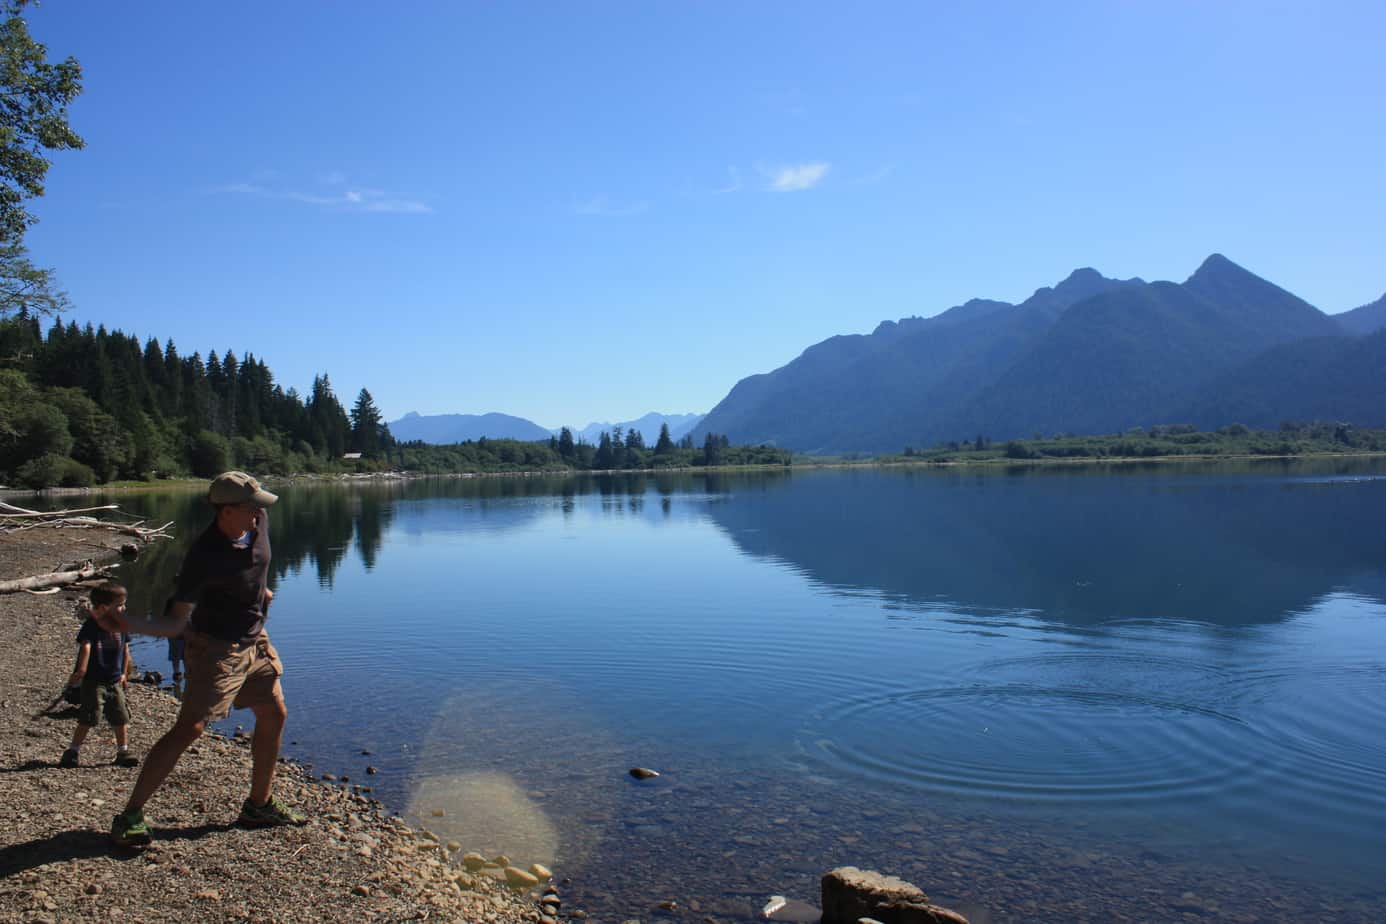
left=179, top=631, right=283, bottom=725
left=78, top=677, right=130, bottom=728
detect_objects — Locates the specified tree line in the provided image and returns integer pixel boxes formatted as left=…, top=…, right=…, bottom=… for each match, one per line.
left=896, top=421, right=1386, bottom=463
left=0, top=311, right=396, bottom=486
left=0, top=312, right=791, bottom=487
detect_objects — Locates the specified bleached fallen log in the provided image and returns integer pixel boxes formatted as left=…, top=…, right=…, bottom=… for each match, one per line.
left=0, top=504, right=122, bottom=519
left=0, top=561, right=106, bottom=595
left=1, top=515, right=173, bottom=541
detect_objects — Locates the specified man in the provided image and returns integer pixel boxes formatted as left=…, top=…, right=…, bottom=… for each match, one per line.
left=110, top=471, right=304, bottom=846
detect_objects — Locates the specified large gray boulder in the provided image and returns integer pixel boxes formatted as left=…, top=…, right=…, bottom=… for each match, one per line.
left=820, top=867, right=969, bottom=924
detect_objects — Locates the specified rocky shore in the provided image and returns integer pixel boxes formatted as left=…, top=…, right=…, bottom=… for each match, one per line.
left=0, top=525, right=542, bottom=924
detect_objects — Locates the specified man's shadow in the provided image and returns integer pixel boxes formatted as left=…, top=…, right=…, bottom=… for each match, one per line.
left=0, top=822, right=238, bottom=877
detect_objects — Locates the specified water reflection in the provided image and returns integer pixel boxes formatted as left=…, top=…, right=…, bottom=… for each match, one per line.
left=701, top=461, right=1386, bottom=625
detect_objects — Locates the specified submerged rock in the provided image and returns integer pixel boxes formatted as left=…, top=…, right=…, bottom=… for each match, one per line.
left=629, top=767, right=660, bottom=780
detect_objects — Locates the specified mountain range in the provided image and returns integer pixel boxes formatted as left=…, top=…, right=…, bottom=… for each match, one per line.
left=690, top=255, right=1386, bottom=453
left=388, top=410, right=704, bottom=446
left=567, top=412, right=704, bottom=446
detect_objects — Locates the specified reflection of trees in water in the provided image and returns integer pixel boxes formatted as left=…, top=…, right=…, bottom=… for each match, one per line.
left=118, top=470, right=798, bottom=601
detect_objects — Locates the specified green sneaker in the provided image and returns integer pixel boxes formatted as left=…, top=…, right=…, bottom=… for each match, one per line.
left=238, top=797, right=306, bottom=828
left=110, top=808, right=151, bottom=847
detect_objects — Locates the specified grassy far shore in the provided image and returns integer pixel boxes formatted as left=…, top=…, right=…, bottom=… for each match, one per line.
left=5, top=423, right=1380, bottom=501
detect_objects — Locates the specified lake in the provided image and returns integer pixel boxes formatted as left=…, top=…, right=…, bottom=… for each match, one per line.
left=106, top=459, right=1386, bottom=922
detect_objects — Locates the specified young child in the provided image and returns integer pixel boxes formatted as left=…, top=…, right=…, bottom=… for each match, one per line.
left=61, top=581, right=140, bottom=769
left=164, top=599, right=186, bottom=680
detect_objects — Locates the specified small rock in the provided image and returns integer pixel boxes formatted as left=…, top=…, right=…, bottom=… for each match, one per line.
left=629, top=767, right=660, bottom=780
left=491, top=854, right=512, bottom=867
left=462, top=852, right=487, bottom=871
left=447, top=841, right=461, bottom=852
left=366, top=766, right=378, bottom=774
left=657, top=900, right=678, bottom=911
left=530, top=863, right=553, bottom=880
left=361, top=749, right=373, bottom=755
left=505, top=866, right=540, bottom=889
left=196, top=889, right=222, bottom=901
left=353, top=884, right=372, bottom=897
left=431, top=808, right=445, bottom=817
left=84, top=883, right=102, bottom=895
left=322, top=773, right=337, bottom=782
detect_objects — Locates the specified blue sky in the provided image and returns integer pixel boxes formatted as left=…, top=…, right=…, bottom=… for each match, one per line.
left=24, top=1, right=1386, bottom=429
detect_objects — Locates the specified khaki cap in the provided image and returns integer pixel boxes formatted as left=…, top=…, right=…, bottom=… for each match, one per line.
left=208, top=471, right=278, bottom=507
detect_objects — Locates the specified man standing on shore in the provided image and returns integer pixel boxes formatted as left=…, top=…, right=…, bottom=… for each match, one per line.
left=110, top=471, right=304, bottom=846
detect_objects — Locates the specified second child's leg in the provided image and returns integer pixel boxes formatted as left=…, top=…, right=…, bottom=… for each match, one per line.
left=69, top=722, right=91, bottom=750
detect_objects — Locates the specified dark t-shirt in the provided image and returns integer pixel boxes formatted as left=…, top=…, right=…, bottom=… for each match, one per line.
left=174, top=511, right=272, bottom=644
left=76, top=619, right=129, bottom=684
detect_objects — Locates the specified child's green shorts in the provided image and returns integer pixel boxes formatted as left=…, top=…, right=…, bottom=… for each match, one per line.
left=78, top=677, right=130, bottom=727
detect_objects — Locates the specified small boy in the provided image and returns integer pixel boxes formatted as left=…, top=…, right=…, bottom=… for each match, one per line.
left=61, top=581, right=140, bottom=769
left=165, top=599, right=186, bottom=681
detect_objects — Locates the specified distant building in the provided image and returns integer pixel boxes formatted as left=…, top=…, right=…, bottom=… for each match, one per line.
left=342, top=452, right=363, bottom=460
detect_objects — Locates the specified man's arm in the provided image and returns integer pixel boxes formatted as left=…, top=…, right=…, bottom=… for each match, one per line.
left=109, top=601, right=193, bottom=638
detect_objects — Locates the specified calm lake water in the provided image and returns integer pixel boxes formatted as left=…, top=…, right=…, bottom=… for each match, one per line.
left=104, top=460, right=1386, bottom=922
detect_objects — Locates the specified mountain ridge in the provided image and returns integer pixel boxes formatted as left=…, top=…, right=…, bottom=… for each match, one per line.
left=692, top=254, right=1382, bottom=452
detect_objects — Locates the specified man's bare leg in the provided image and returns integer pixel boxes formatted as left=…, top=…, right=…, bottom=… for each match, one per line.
left=122, top=717, right=205, bottom=812
left=247, top=698, right=287, bottom=806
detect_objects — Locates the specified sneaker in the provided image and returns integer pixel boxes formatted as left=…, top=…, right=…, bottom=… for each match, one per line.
left=110, top=808, right=152, bottom=847
left=114, top=750, right=140, bottom=768
left=238, top=797, right=306, bottom=828
left=59, top=748, right=79, bottom=768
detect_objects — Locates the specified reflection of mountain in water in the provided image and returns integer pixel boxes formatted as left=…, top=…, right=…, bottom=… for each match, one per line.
left=703, top=462, right=1386, bottom=626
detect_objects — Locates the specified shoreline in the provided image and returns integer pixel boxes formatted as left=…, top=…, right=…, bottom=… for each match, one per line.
left=0, top=525, right=543, bottom=924
left=4, top=448, right=1384, bottom=501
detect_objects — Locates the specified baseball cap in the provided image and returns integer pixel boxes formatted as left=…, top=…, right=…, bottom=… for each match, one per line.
left=208, top=471, right=279, bottom=507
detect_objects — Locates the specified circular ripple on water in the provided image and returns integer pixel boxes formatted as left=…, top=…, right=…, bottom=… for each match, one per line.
left=1250, top=665, right=1386, bottom=814
left=801, top=683, right=1267, bottom=804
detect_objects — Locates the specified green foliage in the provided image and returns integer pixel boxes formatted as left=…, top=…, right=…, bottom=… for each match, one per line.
left=0, top=4, right=83, bottom=318
left=12, top=449, right=93, bottom=488
left=189, top=430, right=230, bottom=478
left=895, top=422, right=1386, bottom=465
left=45, top=386, right=131, bottom=481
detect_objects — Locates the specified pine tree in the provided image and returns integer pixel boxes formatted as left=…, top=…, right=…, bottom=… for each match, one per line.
left=350, top=388, right=385, bottom=456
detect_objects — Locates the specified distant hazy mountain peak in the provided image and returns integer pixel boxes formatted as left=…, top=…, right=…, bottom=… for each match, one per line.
left=1187, top=252, right=1251, bottom=283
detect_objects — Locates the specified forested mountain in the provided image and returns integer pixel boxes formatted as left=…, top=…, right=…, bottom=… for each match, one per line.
left=1172, top=329, right=1386, bottom=430
left=389, top=411, right=552, bottom=443
left=0, top=314, right=390, bottom=485
left=1334, top=293, right=1386, bottom=336
left=694, top=255, right=1381, bottom=453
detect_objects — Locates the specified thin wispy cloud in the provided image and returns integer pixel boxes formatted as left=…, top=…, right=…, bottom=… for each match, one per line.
left=850, top=164, right=895, bottom=185
left=217, top=174, right=432, bottom=214
left=573, top=195, right=649, bottom=217
left=759, top=161, right=831, bottom=192
left=713, top=167, right=741, bottom=195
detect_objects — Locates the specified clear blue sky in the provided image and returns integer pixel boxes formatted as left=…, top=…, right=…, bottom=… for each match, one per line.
left=24, top=1, right=1386, bottom=429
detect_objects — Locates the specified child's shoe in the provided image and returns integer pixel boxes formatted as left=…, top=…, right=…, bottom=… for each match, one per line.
left=59, top=748, right=79, bottom=768
left=114, top=749, right=140, bottom=768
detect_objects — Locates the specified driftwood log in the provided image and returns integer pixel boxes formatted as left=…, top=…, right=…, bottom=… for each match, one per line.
left=0, top=502, right=173, bottom=594
left=0, top=560, right=107, bottom=595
